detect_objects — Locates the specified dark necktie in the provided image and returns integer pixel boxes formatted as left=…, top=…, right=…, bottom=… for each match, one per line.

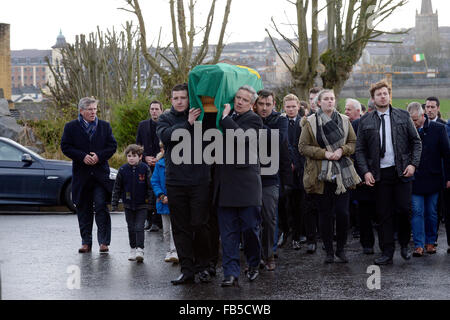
left=289, top=119, right=295, bottom=126
left=231, top=113, right=238, bottom=121
left=380, top=114, right=386, bottom=159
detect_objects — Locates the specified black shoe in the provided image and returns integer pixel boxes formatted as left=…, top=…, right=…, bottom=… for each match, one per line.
left=299, top=236, right=307, bottom=244
left=307, top=243, right=317, bottom=254
left=221, top=275, right=239, bottom=287
left=171, top=273, right=195, bottom=285
left=149, top=224, right=159, bottom=232
left=144, top=220, right=151, bottom=231
left=363, top=247, right=375, bottom=255
left=335, top=251, right=349, bottom=263
left=259, top=260, right=266, bottom=270
left=400, top=247, right=411, bottom=260
left=324, top=253, right=334, bottom=264
left=197, top=270, right=211, bottom=283
left=374, top=255, right=393, bottom=265
left=247, top=267, right=259, bottom=282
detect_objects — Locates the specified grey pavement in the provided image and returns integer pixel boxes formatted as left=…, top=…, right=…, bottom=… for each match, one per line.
left=0, top=212, right=450, bottom=300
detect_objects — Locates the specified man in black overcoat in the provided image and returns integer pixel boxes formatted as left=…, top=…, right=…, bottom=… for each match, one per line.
left=61, top=97, right=117, bottom=254
left=156, top=84, right=212, bottom=285
left=214, top=85, right=264, bottom=287
left=136, top=100, right=163, bottom=231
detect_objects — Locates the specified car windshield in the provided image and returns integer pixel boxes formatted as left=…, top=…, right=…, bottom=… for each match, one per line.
left=0, top=139, right=44, bottom=161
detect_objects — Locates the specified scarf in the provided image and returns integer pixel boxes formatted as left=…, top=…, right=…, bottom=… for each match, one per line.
left=315, top=108, right=361, bottom=195
left=78, top=114, right=98, bottom=141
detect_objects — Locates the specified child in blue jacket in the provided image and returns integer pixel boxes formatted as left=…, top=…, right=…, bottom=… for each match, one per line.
left=111, top=144, right=153, bottom=263
left=151, top=143, right=178, bottom=263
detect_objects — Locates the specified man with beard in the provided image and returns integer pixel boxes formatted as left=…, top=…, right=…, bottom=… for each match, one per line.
left=355, top=80, right=422, bottom=265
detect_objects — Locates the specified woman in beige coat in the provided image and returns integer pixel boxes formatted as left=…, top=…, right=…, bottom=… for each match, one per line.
left=299, top=90, right=361, bottom=264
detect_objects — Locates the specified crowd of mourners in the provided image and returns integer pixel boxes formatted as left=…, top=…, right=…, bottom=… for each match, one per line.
left=61, top=79, right=450, bottom=287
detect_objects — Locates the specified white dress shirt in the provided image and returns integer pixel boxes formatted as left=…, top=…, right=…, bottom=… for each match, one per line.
left=377, top=110, right=396, bottom=168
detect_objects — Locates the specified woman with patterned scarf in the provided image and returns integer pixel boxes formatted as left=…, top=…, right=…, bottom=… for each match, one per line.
left=299, top=90, right=361, bottom=264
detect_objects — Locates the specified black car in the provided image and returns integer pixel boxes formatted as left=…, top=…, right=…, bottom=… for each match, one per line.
left=0, top=137, right=117, bottom=212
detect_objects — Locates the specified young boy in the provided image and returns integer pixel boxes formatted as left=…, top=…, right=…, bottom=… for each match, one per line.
left=111, top=144, right=154, bottom=263
left=151, top=142, right=178, bottom=263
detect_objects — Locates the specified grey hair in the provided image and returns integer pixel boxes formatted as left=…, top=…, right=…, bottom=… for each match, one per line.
left=345, top=98, right=362, bottom=113
left=407, top=102, right=424, bottom=116
left=237, top=85, right=258, bottom=104
left=78, top=97, right=99, bottom=111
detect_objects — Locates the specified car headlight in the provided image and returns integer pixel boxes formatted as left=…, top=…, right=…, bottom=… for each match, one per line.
left=109, top=168, right=118, bottom=180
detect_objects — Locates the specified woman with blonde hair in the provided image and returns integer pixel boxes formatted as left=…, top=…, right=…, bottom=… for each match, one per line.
left=299, top=90, right=361, bottom=263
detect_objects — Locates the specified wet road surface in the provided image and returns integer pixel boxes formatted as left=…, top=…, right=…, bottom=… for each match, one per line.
left=1, top=212, right=449, bottom=300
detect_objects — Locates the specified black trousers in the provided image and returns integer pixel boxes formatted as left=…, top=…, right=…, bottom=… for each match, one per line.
left=375, top=167, right=412, bottom=258
left=278, top=191, right=290, bottom=237
left=208, top=203, right=220, bottom=268
left=304, top=193, right=319, bottom=245
left=76, top=181, right=111, bottom=246
left=359, top=199, right=382, bottom=250
left=124, top=208, right=147, bottom=249
left=316, top=182, right=350, bottom=254
left=287, top=188, right=305, bottom=241
left=166, top=183, right=211, bottom=277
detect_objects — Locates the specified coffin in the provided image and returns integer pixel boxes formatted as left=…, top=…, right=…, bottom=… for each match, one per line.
left=188, top=63, right=264, bottom=129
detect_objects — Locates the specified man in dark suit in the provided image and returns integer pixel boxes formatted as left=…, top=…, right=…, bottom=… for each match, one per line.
left=136, top=100, right=163, bottom=232
left=279, top=94, right=307, bottom=251
left=157, top=84, right=212, bottom=285
left=214, top=85, right=264, bottom=287
left=254, top=89, right=291, bottom=271
left=407, top=102, right=450, bottom=256
left=425, top=97, right=446, bottom=125
left=61, top=97, right=117, bottom=254
left=424, top=97, right=447, bottom=241
left=355, top=80, right=422, bottom=265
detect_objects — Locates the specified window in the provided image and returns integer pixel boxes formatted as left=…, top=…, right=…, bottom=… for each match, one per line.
left=0, top=141, right=25, bottom=161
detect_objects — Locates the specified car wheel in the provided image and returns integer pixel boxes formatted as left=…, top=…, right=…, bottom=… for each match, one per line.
left=64, top=182, right=77, bottom=213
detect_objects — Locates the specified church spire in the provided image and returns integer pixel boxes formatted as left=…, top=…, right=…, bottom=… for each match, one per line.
left=421, top=0, right=433, bottom=15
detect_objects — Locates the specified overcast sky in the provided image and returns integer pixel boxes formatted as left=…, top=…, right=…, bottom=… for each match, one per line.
left=1, top=0, right=449, bottom=50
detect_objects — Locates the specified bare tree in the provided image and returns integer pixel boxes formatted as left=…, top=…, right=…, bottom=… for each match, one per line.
left=267, top=0, right=408, bottom=101
left=121, top=0, right=233, bottom=98
left=46, top=22, right=150, bottom=121
left=321, top=0, right=408, bottom=100
left=266, top=0, right=319, bottom=101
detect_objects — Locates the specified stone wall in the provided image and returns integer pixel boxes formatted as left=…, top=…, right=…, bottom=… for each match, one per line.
left=14, top=101, right=54, bottom=121
left=0, top=24, right=12, bottom=103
